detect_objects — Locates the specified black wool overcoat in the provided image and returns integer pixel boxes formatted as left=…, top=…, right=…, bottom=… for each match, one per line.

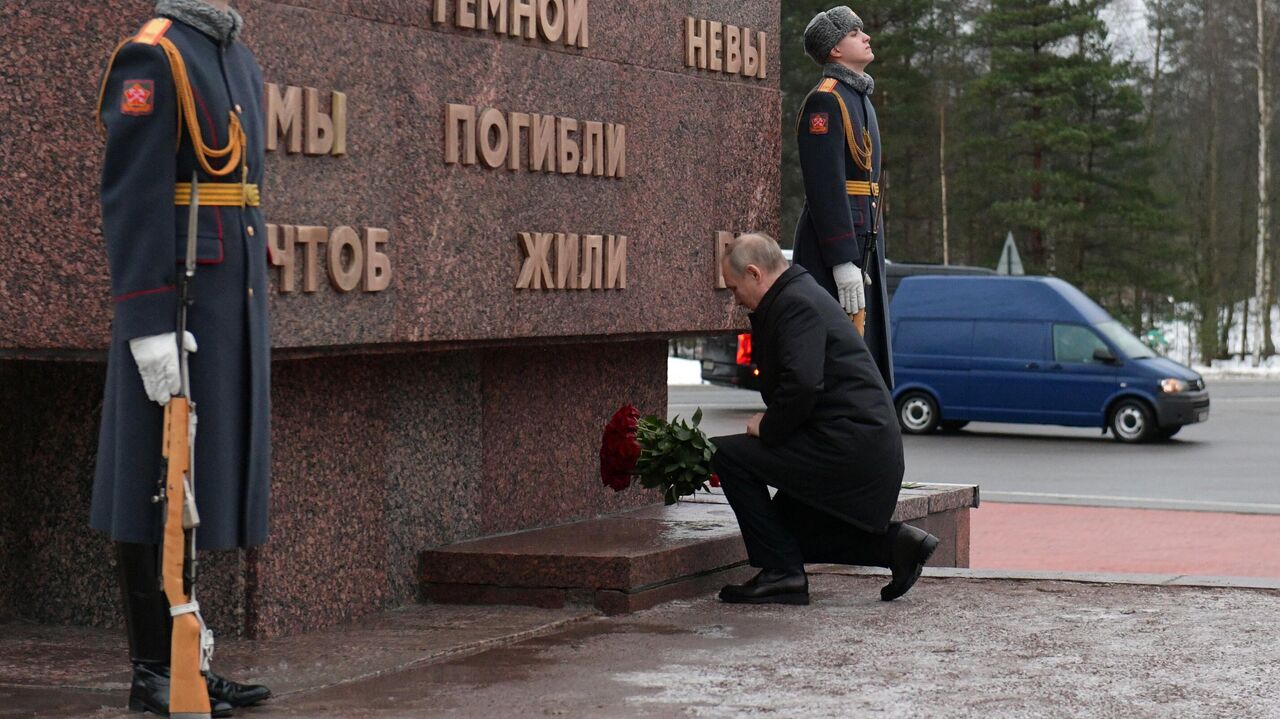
left=714, top=266, right=903, bottom=532
left=90, top=16, right=271, bottom=550
left=791, top=75, right=893, bottom=389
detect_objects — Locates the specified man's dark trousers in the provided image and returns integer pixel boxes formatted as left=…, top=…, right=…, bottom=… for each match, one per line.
left=713, top=447, right=896, bottom=571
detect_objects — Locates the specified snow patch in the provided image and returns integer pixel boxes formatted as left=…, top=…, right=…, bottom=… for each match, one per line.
left=668, top=356, right=706, bottom=386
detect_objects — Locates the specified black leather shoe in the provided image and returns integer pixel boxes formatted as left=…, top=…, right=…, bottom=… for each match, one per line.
left=719, top=568, right=810, bottom=605
left=207, top=670, right=271, bottom=708
left=881, top=524, right=940, bottom=602
left=127, top=662, right=234, bottom=717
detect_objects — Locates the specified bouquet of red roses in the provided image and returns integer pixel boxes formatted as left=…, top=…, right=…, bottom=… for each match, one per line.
left=600, top=404, right=719, bottom=505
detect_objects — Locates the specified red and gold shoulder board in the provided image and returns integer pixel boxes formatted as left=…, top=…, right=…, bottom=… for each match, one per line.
left=133, top=18, right=172, bottom=46
left=817, top=78, right=838, bottom=93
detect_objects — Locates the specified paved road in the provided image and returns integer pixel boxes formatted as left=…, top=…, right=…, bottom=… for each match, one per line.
left=670, top=379, right=1280, bottom=514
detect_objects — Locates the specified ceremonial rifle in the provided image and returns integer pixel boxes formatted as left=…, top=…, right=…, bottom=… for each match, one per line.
left=158, top=172, right=214, bottom=719
left=852, top=180, right=885, bottom=337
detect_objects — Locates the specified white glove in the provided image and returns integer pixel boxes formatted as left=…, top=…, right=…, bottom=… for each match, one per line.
left=129, top=331, right=198, bottom=405
left=833, top=262, right=866, bottom=315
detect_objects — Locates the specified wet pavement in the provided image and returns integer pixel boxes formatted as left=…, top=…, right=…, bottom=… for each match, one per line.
left=5, top=572, right=1279, bottom=718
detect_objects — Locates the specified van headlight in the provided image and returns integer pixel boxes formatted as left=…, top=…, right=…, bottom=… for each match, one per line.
left=1161, top=378, right=1188, bottom=393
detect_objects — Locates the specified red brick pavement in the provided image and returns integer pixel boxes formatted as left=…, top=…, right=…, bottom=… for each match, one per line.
left=971, top=502, right=1280, bottom=577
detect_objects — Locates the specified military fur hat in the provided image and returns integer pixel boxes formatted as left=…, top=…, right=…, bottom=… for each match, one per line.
left=803, top=6, right=865, bottom=65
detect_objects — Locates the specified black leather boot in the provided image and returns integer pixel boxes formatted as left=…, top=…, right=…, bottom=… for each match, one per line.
left=880, top=524, right=940, bottom=602
left=206, top=670, right=271, bottom=708
left=116, top=542, right=234, bottom=717
left=719, top=567, right=810, bottom=605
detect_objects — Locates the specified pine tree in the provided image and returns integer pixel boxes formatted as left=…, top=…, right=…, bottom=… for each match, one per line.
left=962, top=0, right=1112, bottom=273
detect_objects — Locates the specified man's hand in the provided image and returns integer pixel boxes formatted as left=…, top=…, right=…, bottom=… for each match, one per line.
left=129, top=331, right=198, bottom=405
left=747, top=412, right=764, bottom=438
left=833, top=261, right=866, bottom=315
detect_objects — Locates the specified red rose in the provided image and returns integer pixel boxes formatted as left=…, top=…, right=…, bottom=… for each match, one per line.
left=709, top=473, right=721, bottom=488
left=600, top=405, right=641, bottom=491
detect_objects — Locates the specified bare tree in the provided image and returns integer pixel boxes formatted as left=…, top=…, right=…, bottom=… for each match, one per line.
left=1253, top=0, right=1276, bottom=360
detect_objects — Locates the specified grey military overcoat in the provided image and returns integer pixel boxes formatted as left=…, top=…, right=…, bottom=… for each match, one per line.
left=792, top=75, right=893, bottom=389
left=90, top=16, right=271, bottom=550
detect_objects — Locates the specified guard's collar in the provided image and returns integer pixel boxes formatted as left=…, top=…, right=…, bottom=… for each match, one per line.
left=155, top=0, right=244, bottom=44
left=823, top=63, right=874, bottom=95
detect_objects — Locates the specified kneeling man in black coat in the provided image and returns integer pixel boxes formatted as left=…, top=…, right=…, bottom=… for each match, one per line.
left=714, top=233, right=938, bottom=605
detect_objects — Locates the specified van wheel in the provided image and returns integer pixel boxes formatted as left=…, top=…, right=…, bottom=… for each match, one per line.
left=897, top=392, right=940, bottom=434
left=1110, top=399, right=1155, bottom=443
left=940, top=420, right=970, bottom=433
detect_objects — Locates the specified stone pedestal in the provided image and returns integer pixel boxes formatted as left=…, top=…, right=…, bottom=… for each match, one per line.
left=0, top=343, right=665, bottom=638
left=422, top=485, right=979, bottom=615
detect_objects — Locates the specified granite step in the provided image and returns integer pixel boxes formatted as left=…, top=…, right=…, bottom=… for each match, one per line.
left=421, top=484, right=978, bottom=615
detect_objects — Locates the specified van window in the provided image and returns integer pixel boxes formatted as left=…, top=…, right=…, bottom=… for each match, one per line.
left=896, top=320, right=972, bottom=356
left=1054, top=324, right=1109, bottom=363
left=972, top=321, right=1046, bottom=360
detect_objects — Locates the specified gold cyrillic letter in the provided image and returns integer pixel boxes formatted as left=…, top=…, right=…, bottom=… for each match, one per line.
left=579, top=234, right=603, bottom=289
left=580, top=121, right=604, bottom=176
left=537, top=0, right=565, bottom=42
left=529, top=113, right=556, bottom=172
left=507, top=111, right=531, bottom=171
left=725, top=25, right=742, bottom=75
left=685, top=17, right=707, bottom=69
left=743, top=30, right=760, bottom=77
left=295, top=226, right=328, bottom=293
left=267, top=224, right=297, bottom=292
left=555, top=233, right=579, bottom=289
left=266, top=83, right=302, bottom=154
left=512, top=0, right=537, bottom=39
left=605, top=123, right=626, bottom=178
left=604, top=234, right=626, bottom=289
left=304, top=87, right=334, bottom=156
left=330, top=91, right=348, bottom=156
left=708, top=21, right=723, bottom=72
left=516, top=232, right=555, bottom=289
left=445, top=103, right=477, bottom=165
left=477, top=107, right=510, bottom=169
left=558, top=117, right=580, bottom=174
left=327, top=225, right=364, bottom=292
left=363, top=228, right=392, bottom=292
left=479, top=0, right=507, bottom=32
left=565, top=0, right=588, bottom=47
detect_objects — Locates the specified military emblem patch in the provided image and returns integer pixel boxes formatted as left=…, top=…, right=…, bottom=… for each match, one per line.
left=809, top=112, right=829, bottom=135
left=121, top=80, right=155, bottom=116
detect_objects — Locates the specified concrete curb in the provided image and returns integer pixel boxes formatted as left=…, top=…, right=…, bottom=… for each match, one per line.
left=808, top=564, right=1280, bottom=590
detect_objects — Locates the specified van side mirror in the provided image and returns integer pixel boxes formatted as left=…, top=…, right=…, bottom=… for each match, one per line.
left=1093, top=347, right=1118, bottom=364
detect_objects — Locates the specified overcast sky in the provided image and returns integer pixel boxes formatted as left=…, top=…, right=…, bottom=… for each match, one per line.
left=1101, top=0, right=1156, bottom=65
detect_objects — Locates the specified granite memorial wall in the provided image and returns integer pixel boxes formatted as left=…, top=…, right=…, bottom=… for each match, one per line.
left=0, top=0, right=781, bottom=637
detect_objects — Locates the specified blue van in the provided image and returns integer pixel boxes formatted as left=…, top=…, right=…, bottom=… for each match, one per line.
left=890, top=276, right=1209, bottom=442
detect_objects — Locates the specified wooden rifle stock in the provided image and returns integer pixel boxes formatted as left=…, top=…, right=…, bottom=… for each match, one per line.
left=161, top=397, right=211, bottom=718
left=851, top=310, right=866, bottom=336
left=160, top=172, right=212, bottom=718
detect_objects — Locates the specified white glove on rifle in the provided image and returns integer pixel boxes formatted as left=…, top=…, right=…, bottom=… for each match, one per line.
left=833, top=261, right=867, bottom=315
left=129, top=331, right=198, bottom=405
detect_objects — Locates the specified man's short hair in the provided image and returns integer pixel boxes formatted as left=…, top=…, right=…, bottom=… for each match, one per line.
left=725, top=232, right=788, bottom=276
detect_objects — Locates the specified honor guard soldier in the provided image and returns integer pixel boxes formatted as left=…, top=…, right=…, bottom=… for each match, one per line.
left=91, top=0, right=271, bottom=714
left=793, top=6, right=893, bottom=389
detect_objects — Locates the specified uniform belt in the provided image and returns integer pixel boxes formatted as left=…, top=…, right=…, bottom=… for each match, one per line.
left=845, top=181, right=880, bottom=197
left=174, top=182, right=260, bottom=207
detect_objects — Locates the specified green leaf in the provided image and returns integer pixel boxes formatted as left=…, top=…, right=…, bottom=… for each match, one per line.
left=692, top=407, right=703, bottom=426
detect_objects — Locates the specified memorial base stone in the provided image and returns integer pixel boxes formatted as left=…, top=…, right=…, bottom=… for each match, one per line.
left=0, top=340, right=665, bottom=639
left=422, top=485, right=979, bottom=614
